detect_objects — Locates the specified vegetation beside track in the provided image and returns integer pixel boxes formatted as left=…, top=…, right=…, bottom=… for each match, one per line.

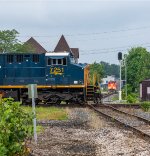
left=140, top=101, right=150, bottom=112
left=0, top=98, right=33, bottom=156
left=22, top=106, right=68, bottom=121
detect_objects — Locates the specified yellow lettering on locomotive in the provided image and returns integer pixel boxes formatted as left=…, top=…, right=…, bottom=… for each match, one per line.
left=50, top=67, right=64, bottom=75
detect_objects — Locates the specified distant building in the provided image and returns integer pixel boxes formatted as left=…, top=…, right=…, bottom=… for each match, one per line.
left=102, top=75, right=116, bottom=84
left=24, top=37, right=47, bottom=54
left=101, top=75, right=116, bottom=90
left=54, top=35, right=79, bottom=63
left=140, top=79, right=150, bottom=101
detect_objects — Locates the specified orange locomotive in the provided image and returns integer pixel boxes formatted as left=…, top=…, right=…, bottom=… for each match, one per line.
left=108, top=81, right=117, bottom=92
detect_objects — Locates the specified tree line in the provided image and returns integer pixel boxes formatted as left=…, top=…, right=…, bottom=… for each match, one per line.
left=90, top=47, right=150, bottom=94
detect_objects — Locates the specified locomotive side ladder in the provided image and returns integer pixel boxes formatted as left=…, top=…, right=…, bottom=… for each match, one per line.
left=86, top=85, right=94, bottom=100
left=86, top=72, right=100, bottom=101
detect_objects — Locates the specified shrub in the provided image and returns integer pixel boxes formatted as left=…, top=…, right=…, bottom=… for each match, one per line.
left=140, top=101, right=150, bottom=111
left=126, top=93, right=137, bottom=103
left=0, top=98, right=33, bottom=156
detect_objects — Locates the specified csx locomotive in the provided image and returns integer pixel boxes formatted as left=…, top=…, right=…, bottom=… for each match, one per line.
left=0, top=52, right=100, bottom=104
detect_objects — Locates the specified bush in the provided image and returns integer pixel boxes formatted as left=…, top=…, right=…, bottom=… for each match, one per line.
left=126, top=93, right=137, bottom=103
left=0, top=98, right=33, bottom=156
left=140, top=101, right=150, bottom=111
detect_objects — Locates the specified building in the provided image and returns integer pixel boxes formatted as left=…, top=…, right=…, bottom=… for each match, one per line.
left=101, top=75, right=116, bottom=90
left=140, top=79, right=150, bottom=101
left=54, top=35, right=79, bottom=63
left=24, top=35, right=79, bottom=63
left=102, top=75, right=116, bottom=85
left=24, top=37, right=47, bottom=54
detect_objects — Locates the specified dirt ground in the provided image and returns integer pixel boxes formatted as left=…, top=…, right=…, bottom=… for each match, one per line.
left=28, top=107, right=150, bottom=156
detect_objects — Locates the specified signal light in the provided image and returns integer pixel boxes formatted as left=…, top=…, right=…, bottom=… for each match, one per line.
left=118, top=52, right=122, bottom=60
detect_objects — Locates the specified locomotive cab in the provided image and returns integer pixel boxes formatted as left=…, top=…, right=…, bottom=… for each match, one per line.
left=45, top=52, right=85, bottom=86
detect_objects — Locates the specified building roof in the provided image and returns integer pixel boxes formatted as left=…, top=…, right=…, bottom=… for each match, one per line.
left=54, top=35, right=70, bottom=52
left=71, top=48, right=79, bottom=58
left=54, top=35, right=79, bottom=59
left=25, top=37, right=47, bottom=54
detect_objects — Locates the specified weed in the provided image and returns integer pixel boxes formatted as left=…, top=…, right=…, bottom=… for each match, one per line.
left=140, top=101, right=150, bottom=112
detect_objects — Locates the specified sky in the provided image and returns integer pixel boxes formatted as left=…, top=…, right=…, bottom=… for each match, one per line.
left=0, top=0, right=150, bottom=64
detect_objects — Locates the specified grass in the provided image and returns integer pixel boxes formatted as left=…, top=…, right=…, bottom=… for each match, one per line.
left=36, top=126, right=44, bottom=133
left=140, top=101, right=150, bottom=112
left=22, top=106, right=68, bottom=120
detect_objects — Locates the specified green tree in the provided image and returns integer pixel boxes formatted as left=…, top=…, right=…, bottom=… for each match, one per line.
left=100, top=61, right=119, bottom=78
left=0, top=29, right=21, bottom=52
left=0, top=29, right=33, bottom=53
left=90, top=62, right=104, bottom=84
left=16, top=43, right=36, bottom=53
left=124, top=47, right=150, bottom=92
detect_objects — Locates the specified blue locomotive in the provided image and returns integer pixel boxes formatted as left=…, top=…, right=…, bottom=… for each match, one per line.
left=0, top=52, right=100, bottom=104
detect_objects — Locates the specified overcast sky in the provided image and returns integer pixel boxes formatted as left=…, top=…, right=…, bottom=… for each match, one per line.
left=0, top=0, right=150, bottom=64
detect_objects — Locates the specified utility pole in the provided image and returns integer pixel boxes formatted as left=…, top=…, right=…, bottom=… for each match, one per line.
left=124, top=54, right=127, bottom=99
left=118, top=52, right=122, bottom=101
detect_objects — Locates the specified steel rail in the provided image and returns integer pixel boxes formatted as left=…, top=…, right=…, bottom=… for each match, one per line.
left=102, top=104, right=150, bottom=124
left=88, top=104, right=150, bottom=140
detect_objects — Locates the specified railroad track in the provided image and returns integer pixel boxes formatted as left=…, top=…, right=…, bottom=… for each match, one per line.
left=88, top=103, right=150, bottom=141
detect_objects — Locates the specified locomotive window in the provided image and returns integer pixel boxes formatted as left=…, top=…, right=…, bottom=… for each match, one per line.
left=47, top=58, right=51, bottom=65
left=16, top=55, right=23, bottom=62
left=24, top=55, right=30, bottom=57
left=47, top=58, right=67, bottom=65
left=58, top=59, right=62, bottom=65
left=7, top=55, right=14, bottom=63
left=32, top=55, right=39, bottom=63
left=63, top=58, right=67, bottom=65
left=52, top=59, right=56, bottom=65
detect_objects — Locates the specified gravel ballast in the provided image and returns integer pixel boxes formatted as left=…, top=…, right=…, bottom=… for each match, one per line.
left=28, top=107, right=150, bottom=156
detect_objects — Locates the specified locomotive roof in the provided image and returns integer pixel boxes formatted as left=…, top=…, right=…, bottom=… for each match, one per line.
left=45, top=52, right=69, bottom=56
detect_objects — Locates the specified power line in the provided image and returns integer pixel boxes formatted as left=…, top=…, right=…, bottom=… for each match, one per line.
left=80, top=42, right=150, bottom=53
left=18, top=25, right=150, bottom=38
left=80, top=43, right=150, bottom=55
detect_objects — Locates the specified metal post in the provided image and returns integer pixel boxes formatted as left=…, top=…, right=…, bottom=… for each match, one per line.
left=119, top=60, right=122, bottom=101
left=0, top=94, right=2, bottom=104
left=124, top=54, right=127, bottom=99
left=31, top=85, right=37, bottom=143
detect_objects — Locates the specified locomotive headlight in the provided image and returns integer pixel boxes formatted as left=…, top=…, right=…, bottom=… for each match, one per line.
left=74, top=81, right=78, bottom=84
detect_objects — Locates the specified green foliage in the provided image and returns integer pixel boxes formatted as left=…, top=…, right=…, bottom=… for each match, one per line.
left=126, top=93, right=138, bottom=103
left=16, top=43, right=36, bottom=53
left=121, top=84, right=133, bottom=99
left=140, top=101, right=150, bottom=111
left=0, top=29, right=34, bottom=53
left=90, top=62, right=104, bottom=84
left=123, top=47, right=150, bottom=92
left=22, top=106, right=68, bottom=121
left=0, top=98, right=33, bottom=156
left=0, top=29, right=21, bottom=52
left=100, top=61, right=119, bottom=78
